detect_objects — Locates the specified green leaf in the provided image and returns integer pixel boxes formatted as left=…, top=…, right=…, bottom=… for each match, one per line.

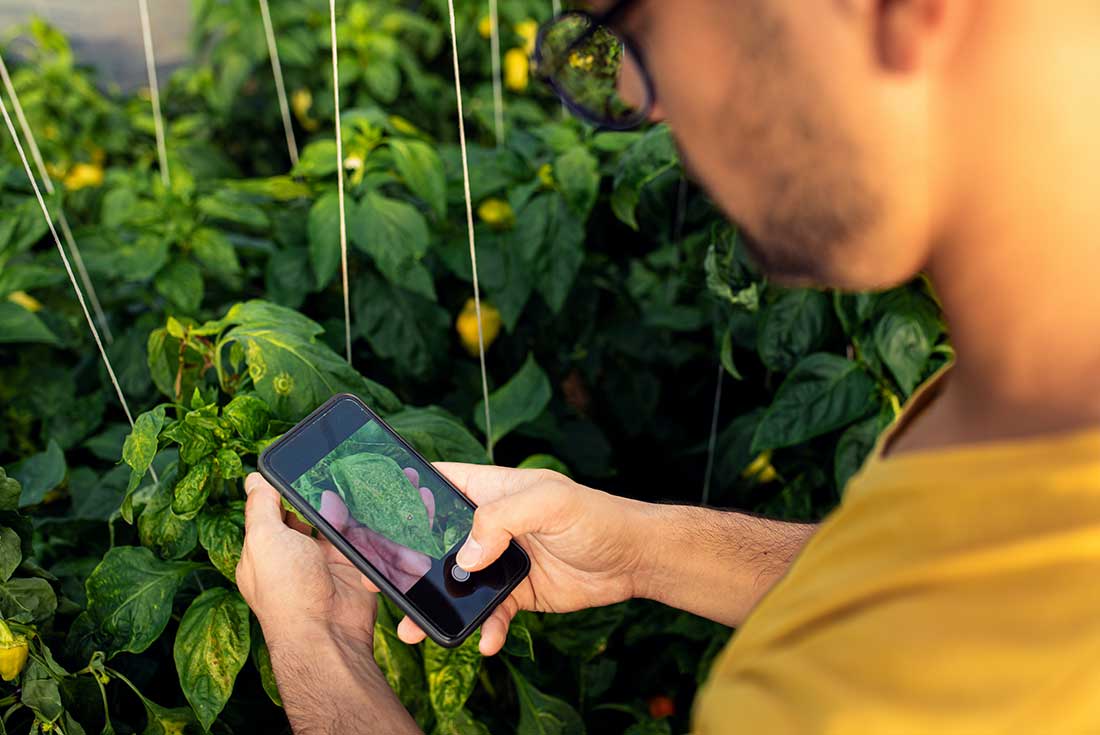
left=196, top=190, right=270, bottom=230
left=751, top=353, right=878, bottom=454
left=541, top=605, right=625, bottom=662
left=174, top=588, right=251, bottom=731
left=293, top=140, right=339, bottom=178
left=218, top=300, right=401, bottom=420
left=21, top=660, right=62, bottom=724
left=508, top=661, right=585, bottom=735
left=307, top=191, right=342, bottom=290
left=0, top=528, right=16, bottom=580
left=221, top=394, right=271, bottom=441
left=516, top=454, right=571, bottom=477
left=757, top=289, right=831, bottom=372
left=554, top=147, right=599, bottom=218
left=155, top=259, right=204, bottom=314
left=423, top=633, right=482, bottom=719
left=0, top=467, right=21, bottom=511
left=191, top=227, right=241, bottom=286
left=373, top=599, right=426, bottom=719
left=197, top=503, right=245, bottom=583
left=502, top=619, right=535, bottom=659
left=122, top=406, right=167, bottom=523
left=350, top=192, right=434, bottom=299
left=473, top=353, right=552, bottom=448
left=391, top=139, right=447, bottom=218
left=250, top=622, right=282, bottom=708
left=11, top=439, right=65, bottom=507
left=81, top=546, right=201, bottom=657
left=872, top=288, right=943, bottom=396
left=433, top=709, right=490, bottom=735
left=386, top=407, right=490, bottom=464
left=142, top=699, right=199, bottom=735
left=0, top=577, right=56, bottom=625
left=834, top=408, right=893, bottom=493
left=355, top=274, right=449, bottom=380
left=139, top=478, right=199, bottom=560
left=172, top=457, right=214, bottom=520
left=326, top=453, right=442, bottom=558
left=0, top=301, right=59, bottom=345
left=611, top=125, right=678, bottom=230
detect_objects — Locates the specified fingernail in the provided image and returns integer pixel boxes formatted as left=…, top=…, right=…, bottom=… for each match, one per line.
left=456, top=538, right=482, bottom=570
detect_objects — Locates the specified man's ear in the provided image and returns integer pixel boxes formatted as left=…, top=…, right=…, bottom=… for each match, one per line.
left=876, top=0, right=948, bottom=73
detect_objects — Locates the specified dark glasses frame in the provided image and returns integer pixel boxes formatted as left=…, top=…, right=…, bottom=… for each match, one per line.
left=532, top=0, right=655, bottom=131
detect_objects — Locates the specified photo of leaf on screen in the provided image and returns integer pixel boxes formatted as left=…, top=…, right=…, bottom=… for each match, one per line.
left=291, top=421, right=473, bottom=593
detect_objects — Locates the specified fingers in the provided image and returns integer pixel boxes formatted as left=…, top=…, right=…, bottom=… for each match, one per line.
left=397, top=616, right=427, bottom=645
left=244, top=473, right=286, bottom=536
left=456, top=480, right=576, bottom=572
left=478, top=597, right=519, bottom=656
left=319, top=490, right=350, bottom=531
left=403, top=467, right=420, bottom=488
left=432, top=462, right=540, bottom=505
left=419, top=486, right=436, bottom=528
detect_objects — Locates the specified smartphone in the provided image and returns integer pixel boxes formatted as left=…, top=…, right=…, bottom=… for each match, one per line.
left=258, top=393, right=530, bottom=648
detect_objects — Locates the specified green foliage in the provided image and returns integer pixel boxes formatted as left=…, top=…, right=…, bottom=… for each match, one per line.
left=0, top=4, right=952, bottom=733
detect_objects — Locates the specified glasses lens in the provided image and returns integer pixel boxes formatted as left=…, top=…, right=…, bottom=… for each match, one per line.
left=538, top=14, right=648, bottom=128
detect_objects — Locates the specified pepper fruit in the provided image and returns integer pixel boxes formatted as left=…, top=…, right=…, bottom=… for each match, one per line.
left=0, top=619, right=29, bottom=682
left=456, top=298, right=502, bottom=357
left=477, top=198, right=515, bottom=229
left=504, top=48, right=530, bottom=92
left=63, top=163, right=104, bottom=191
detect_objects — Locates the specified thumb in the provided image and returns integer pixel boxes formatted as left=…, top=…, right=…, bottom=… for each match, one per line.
left=456, top=480, right=577, bottom=572
left=244, top=472, right=286, bottom=536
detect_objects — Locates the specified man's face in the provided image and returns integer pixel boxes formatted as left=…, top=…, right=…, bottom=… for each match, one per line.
left=601, top=0, right=937, bottom=290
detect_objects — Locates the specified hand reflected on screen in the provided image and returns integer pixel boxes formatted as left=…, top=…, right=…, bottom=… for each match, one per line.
left=319, top=466, right=435, bottom=594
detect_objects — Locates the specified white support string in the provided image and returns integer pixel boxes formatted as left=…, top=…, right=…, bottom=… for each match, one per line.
left=329, top=0, right=353, bottom=365
left=446, top=0, right=494, bottom=461
left=137, top=0, right=170, bottom=188
left=488, top=0, right=504, bottom=145
left=0, top=94, right=146, bottom=447
left=0, top=51, right=114, bottom=343
left=258, top=0, right=299, bottom=166
left=700, top=362, right=724, bottom=505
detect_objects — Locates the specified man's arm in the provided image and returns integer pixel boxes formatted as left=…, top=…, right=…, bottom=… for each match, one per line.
left=631, top=504, right=817, bottom=627
left=263, top=622, right=421, bottom=735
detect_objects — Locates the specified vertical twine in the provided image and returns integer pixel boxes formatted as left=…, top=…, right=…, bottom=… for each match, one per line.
left=488, top=0, right=504, bottom=145
left=258, top=0, right=299, bottom=166
left=137, top=0, right=170, bottom=187
left=329, top=0, right=353, bottom=365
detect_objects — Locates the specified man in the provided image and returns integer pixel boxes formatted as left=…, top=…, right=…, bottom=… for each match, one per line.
left=237, top=0, right=1100, bottom=731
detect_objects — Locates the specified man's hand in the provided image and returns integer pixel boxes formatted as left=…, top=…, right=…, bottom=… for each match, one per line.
left=395, top=463, right=655, bottom=655
left=237, top=474, right=420, bottom=735
left=395, top=463, right=818, bottom=653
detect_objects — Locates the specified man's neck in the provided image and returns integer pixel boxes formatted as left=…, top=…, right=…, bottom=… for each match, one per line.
left=887, top=4, right=1100, bottom=458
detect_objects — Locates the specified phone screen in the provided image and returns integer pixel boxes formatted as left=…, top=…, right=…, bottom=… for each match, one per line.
left=262, top=395, right=528, bottom=641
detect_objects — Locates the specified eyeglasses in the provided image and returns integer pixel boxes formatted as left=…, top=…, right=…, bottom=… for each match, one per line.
left=532, top=1, right=654, bottom=131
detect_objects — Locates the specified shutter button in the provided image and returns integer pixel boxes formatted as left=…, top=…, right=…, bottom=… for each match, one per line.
left=450, top=564, right=471, bottom=582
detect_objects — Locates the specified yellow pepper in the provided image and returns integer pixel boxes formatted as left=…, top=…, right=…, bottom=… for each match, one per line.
left=7, top=291, right=42, bottom=312
left=456, top=298, right=502, bottom=357
left=0, top=619, right=28, bottom=682
left=504, top=48, right=529, bottom=92
left=63, top=163, right=104, bottom=191
left=515, top=19, right=539, bottom=55
left=477, top=198, right=515, bottom=229
left=478, top=16, right=493, bottom=39
left=291, top=88, right=320, bottom=132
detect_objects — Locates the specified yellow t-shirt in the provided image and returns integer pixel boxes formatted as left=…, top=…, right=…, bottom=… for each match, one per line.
left=693, top=360, right=1100, bottom=733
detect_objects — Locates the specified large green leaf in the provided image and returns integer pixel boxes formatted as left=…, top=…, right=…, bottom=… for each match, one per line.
left=0, top=527, right=19, bottom=582
left=197, top=502, right=245, bottom=582
left=374, top=599, right=427, bottom=720
left=250, top=621, right=282, bottom=708
left=391, top=139, right=447, bottom=218
left=221, top=394, right=271, bottom=441
left=554, top=147, right=599, bottom=218
left=327, top=453, right=443, bottom=558
left=610, top=125, right=678, bottom=230
left=350, top=192, right=434, bottom=299
left=154, top=259, right=204, bottom=314
left=834, top=407, right=894, bottom=493
left=191, top=227, right=241, bottom=286
left=307, top=191, right=342, bottom=290
left=751, top=353, right=878, bottom=453
left=757, top=289, right=831, bottom=372
left=174, top=588, right=251, bottom=731
left=873, top=288, right=943, bottom=396
left=423, top=633, right=481, bottom=719
left=11, top=439, right=65, bottom=507
left=0, top=577, right=56, bottom=625
left=172, top=456, right=214, bottom=520
left=386, top=407, right=489, bottom=464
left=138, top=480, right=199, bottom=560
left=21, top=660, right=63, bottom=724
left=508, top=661, right=586, bottom=735
left=0, top=467, right=21, bottom=511
left=217, top=300, right=401, bottom=419
left=355, top=274, right=449, bottom=381
left=0, top=301, right=59, bottom=345
left=473, top=353, right=552, bottom=448
left=80, top=546, right=201, bottom=657
left=121, top=406, right=167, bottom=522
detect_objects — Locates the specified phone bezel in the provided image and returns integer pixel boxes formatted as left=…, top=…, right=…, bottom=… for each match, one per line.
left=258, top=393, right=530, bottom=648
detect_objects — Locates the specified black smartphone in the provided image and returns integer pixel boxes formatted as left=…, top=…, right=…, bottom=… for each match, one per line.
left=258, top=393, right=530, bottom=648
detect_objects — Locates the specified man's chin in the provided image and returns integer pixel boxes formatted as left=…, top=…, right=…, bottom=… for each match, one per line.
left=738, top=227, right=828, bottom=289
